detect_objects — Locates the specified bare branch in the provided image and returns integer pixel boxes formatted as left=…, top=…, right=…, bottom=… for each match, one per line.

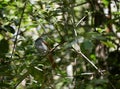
left=72, top=46, right=103, bottom=75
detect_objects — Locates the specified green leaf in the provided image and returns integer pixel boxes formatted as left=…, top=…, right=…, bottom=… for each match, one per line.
left=85, top=84, right=93, bottom=89
left=81, top=40, right=94, bottom=53
left=90, top=54, right=96, bottom=61
left=92, top=79, right=108, bottom=85
left=4, top=25, right=15, bottom=34
left=88, top=32, right=106, bottom=40
left=0, top=83, right=10, bottom=88
left=0, top=26, right=7, bottom=32
left=14, top=71, right=29, bottom=89
left=102, top=41, right=115, bottom=48
left=28, top=66, right=44, bottom=83
left=102, top=0, right=109, bottom=7
left=0, top=39, right=9, bottom=57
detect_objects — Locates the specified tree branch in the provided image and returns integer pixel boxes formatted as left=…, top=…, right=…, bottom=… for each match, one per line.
left=72, top=47, right=103, bottom=75
left=10, top=1, right=27, bottom=59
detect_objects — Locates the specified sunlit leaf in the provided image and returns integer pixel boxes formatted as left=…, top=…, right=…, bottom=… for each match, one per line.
left=102, top=0, right=109, bottom=7
left=102, top=41, right=115, bottom=48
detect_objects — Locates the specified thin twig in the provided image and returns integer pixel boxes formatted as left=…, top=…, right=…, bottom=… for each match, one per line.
left=76, top=15, right=87, bottom=27
left=108, top=79, right=116, bottom=89
left=72, top=47, right=103, bottom=75
left=79, top=51, right=100, bottom=72
left=54, top=23, right=64, bottom=41
left=70, top=7, right=88, bottom=88
left=10, top=1, right=27, bottom=59
left=14, top=71, right=29, bottom=89
left=71, top=2, right=88, bottom=8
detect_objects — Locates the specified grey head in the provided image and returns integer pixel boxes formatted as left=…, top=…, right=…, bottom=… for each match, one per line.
left=35, top=37, right=48, bottom=55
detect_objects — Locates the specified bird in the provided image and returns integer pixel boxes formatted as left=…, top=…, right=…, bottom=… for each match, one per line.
left=35, top=37, right=56, bottom=69
left=35, top=37, right=48, bottom=55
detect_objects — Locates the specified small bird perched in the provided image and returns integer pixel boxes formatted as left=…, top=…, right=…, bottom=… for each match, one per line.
left=35, top=37, right=48, bottom=56
left=35, top=37, right=56, bottom=69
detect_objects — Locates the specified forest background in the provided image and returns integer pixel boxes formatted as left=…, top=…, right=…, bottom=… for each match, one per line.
left=0, top=0, right=120, bottom=89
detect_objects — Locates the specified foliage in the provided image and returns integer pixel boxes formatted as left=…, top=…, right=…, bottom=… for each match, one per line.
left=0, top=0, right=120, bottom=89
